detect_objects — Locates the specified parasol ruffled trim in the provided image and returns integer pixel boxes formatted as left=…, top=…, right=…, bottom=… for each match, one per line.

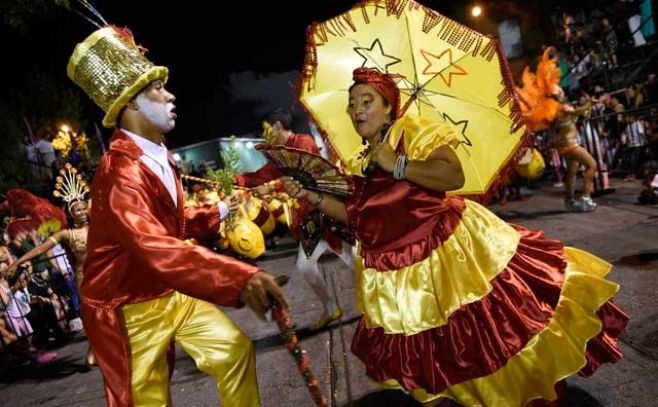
left=460, top=38, right=532, bottom=205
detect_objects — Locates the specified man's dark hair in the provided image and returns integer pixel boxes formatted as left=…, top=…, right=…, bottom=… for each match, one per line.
left=263, top=108, right=293, bottom=131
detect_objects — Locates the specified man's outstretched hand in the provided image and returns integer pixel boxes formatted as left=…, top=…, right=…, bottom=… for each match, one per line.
left=240, top=272, right=290, bottom=320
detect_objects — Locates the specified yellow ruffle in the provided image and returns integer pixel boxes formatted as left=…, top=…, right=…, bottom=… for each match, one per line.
left=356, top=200, right=520, bottom=335
left=375, top=247, right=618, bottom=406
left=346, top=115, right=458, bottom=175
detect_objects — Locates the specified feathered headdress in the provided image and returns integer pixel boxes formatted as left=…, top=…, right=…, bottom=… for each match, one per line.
left=2, top=189, right=67, bottom=239
left=53, top=163, right=90, bottom=212
left=6, top=218, right=38, bottom=240
left=515, top=47, right=563, bottom=132
left=2, top=189, right=67, bottom=226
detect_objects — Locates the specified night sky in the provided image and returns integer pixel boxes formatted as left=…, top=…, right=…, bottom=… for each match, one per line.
left=3, top=1, right=462, bottom=147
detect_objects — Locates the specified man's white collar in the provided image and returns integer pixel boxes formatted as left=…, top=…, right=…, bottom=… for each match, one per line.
left=122, top=129, right=169, bottom=168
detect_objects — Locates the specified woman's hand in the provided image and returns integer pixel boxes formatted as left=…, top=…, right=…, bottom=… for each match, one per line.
left=281, top=177, right=308, bottom=199
left=253, top=183, right=273, bottom=198
left=371, top=142, right=397, bottom=173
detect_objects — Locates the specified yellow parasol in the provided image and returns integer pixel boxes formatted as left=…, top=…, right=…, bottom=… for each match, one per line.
left=300, top=0, right=529, bottom=197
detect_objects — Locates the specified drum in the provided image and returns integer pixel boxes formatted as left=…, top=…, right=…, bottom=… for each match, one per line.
left=215, top=230, right=229, bottom=250
left=514, top=147, right=545, bottom=180
left=244, top=195, right=276, bottom=236
left=267, top=198, right=289, bottom=225
left=226, top=217, right=265, bottom=259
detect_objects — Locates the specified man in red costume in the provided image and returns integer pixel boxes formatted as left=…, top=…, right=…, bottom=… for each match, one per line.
left=236, top=108, right=355, bottom=330
left=67, top=26, right=288, bottom=406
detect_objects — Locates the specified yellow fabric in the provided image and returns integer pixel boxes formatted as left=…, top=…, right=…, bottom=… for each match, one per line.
left=245, top=196, right=276, bottom=236
left=300, top=0, right=527, bottom=195
left=372, top=247, right=618, bottom=406
left=346, top=115, right=458, bottom=175
left=266, top=198, right=290, bottom=225
left=122, top=292, right=259, bottom=407
left=357, top=200, right=520, bottom=335
left=67, top=27, right=168, bottom=128
left=259, top=215, right=276, bottom=236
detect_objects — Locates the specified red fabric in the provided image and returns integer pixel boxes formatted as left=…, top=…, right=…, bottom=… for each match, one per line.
left=2, top=189, right=67, bottom=227
left=82, top=130, right=260, bottom=407
left=346, top=166, right=465, bottom=271
left=252, top=204, right=271, bottom=227
left=235, top=162, right=281, bottom=188
left=285, top=133, right=320, bottom=154
left=526, top=381, right=566, bottom=407
left=579, top=301, right=628, bottom=377
left=235, top=134, right=319, bottom=188
left=270, top=205, right=285, bottom=218
left=351, top=225, right=628, bottom=396
left=321, top=228, right=344, bottom=254
left=352, top=226, right=566, bottom=394
left=6, top=217, right=37, bottom=239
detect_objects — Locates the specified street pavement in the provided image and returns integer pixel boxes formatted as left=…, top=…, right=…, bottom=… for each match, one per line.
left=1, top=178, right=656, bottom=406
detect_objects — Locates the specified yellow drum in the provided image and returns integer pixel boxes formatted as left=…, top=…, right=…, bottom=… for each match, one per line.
left=244, top=196, right=275, bottom=236
left=514, top=147, right=545, bottom=180
left=226, top=217, right=265, bottom=259
left=267, top=198, right=289, bottom=225
left=215, top=230, right=229, bottom=250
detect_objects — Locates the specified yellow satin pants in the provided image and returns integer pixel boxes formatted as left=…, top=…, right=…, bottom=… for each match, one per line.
left=121, top=292, right=259, bottom=406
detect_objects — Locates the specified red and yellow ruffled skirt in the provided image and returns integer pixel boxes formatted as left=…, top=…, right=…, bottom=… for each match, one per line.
left=351, top=198, right=628, bottom=406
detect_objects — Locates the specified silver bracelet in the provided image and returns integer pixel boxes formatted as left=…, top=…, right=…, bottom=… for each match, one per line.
left=393, top=154, right=408, bottom=180
left=313, top=193, right=325, bottom=207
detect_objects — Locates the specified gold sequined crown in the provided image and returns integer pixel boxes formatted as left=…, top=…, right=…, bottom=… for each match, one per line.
left=67, top=26, right=168, bottom=128
left=53, top=163, right=90, bottom=211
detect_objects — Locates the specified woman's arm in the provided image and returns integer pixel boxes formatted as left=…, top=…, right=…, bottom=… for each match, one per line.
left=304, top=191, right=348, bottom=224
left=562, top=100, right=591, bottom=118
left=372, top=143, right=465, bottom=192
left=6, top=230, right=67, bottom=275
left=402, top=145, right=465, bottom=191
left=281, top=179, right=349, bottom=224
left=0, top=247, right=13, bottom=266
left=0, top=283, right=9, bottom=306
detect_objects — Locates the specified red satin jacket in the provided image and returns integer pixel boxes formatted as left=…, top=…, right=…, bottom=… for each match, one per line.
left=82, top=130, right=259, bottom=406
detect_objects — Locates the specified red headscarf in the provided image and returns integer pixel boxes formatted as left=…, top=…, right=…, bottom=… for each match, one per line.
left=352, top=67, right=401, bottom=119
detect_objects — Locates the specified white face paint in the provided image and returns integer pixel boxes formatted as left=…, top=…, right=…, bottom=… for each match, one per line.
left=135, top=92, right=176, bottom=133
